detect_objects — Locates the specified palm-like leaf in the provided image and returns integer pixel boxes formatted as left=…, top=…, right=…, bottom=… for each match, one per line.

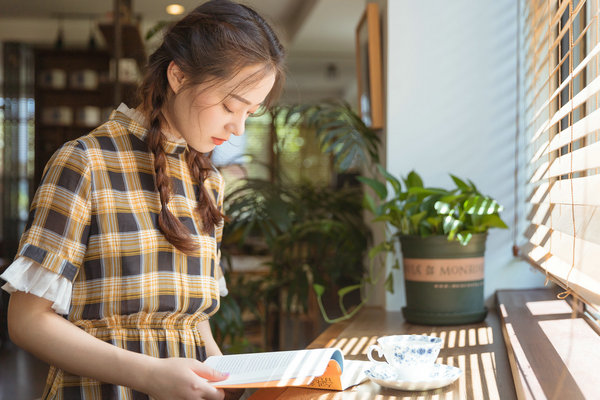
left=285, top=101, right=380, bottom=172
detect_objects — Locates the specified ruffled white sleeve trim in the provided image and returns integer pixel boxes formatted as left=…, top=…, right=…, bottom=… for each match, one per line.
left=0, top=257, right=72, bottom=315
left=218, top=276, right=228, bottom=297
left=215, top=249, right=228, bottom=297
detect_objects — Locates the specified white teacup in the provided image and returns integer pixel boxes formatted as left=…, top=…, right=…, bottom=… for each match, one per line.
left=367, top=335, right=442, bottom=380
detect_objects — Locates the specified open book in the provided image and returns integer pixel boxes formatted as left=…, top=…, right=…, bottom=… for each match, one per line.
left=205, top=348, right=369, bottom=391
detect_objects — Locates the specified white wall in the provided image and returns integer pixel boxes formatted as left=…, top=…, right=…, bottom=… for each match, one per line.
left=383, top=0, right=546, bottom=309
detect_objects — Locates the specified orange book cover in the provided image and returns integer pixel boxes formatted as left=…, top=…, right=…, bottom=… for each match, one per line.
left=205, top=348, right=368, bottom=391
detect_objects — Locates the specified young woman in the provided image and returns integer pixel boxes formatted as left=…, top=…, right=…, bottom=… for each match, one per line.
left=0, top=1, right=285, bottom=399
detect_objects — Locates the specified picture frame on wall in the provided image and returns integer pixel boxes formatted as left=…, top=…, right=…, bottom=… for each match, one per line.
left=355, top=2, right=383, bottom=130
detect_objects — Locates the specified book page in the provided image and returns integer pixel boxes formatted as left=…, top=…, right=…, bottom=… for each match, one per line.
left=206, top=348, right=342, bottom=387
left=340, top=359, right=370, bottom=390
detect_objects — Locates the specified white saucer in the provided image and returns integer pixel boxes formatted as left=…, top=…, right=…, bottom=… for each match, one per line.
left=364, top=362, right=462, bottom=391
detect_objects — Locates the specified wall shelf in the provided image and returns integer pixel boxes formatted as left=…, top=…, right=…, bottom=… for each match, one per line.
left=33, top=48, right=139, bottom=186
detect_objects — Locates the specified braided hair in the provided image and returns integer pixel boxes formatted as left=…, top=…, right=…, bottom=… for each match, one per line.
left=137, top=0, right=285, bottom=254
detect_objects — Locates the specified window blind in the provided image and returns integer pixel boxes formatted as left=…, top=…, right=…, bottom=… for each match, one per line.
left=522, top=0, right=600, bottom=308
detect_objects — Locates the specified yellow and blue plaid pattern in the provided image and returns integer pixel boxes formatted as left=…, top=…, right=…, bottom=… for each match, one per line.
left=17, top=110, right=224, bottom=399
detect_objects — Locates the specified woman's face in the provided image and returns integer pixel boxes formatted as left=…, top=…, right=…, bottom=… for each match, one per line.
left=163, top=63, right=276, bottom=153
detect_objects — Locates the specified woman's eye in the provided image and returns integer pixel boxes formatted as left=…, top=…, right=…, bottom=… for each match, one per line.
left=223, top=104, right=233, bottom=113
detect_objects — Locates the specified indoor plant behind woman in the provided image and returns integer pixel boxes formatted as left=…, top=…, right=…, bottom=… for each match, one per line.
left=360, top=167, right=508, bottom=325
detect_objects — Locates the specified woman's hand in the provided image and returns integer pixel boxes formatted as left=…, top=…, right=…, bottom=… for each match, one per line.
left=7, top=291, right=229, bottom=398
left=145, top=357, right=228, bottom=400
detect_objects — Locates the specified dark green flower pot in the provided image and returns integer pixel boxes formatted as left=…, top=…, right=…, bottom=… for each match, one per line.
left=399, top=233, right=488, bottom=325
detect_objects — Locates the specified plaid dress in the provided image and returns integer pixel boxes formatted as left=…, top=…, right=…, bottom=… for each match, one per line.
left=16, top=110, right=224, bottom=399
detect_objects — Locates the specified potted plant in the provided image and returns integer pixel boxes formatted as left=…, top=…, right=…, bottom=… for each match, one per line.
left=272, top=102, right=507, bottom=326
left=220, top=103, right=378, bottom=348
left=359, top=168, right=508, bottom=325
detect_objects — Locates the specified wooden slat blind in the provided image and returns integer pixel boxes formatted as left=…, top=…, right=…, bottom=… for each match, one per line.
left=522, top=0, right=600, bottom=307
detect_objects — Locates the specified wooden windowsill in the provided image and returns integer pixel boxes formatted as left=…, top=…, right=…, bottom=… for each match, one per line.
left=497, top=288, right=600, bottom=399
left=249, top=305, right=516, bottom=399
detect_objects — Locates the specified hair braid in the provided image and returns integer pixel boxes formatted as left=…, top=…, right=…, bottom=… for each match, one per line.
left=187, top=149, right=225, bottom=233
left=136, top=0, right=285, bottom=254
left=144, top=76, right=198, bottom=253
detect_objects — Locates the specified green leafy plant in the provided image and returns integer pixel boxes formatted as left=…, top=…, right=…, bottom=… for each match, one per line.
left=315, top=167, right=510, bottom=323
left=224, top=177, right=370, bottom=314
left=221, top=101, right=508, bottom=328
left=360, top=167, right=508, bottom=246
left=219, top=102, right=378, bottom=345
left=284, top=101, right=380, bottom=170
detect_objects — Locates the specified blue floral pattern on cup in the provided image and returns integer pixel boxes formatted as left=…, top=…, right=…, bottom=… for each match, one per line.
left=367, top=335, right=443, bottom=380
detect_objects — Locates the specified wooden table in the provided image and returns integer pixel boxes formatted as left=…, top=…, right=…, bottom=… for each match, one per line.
left=249, top=307, right=516, bottom=399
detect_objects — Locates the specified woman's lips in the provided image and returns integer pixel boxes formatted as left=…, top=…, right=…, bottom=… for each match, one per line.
left=212, top=137, right=226, bottom=145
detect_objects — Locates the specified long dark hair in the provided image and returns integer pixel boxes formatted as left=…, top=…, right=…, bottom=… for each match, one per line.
left=137, top=0, right=285, bottom=254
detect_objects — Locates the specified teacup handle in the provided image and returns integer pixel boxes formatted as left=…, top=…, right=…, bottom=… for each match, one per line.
left=366, top=344, right=388, bottom=366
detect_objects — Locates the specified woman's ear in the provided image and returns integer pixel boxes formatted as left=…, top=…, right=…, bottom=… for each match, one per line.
left=167, top=61, right=185, bottom=94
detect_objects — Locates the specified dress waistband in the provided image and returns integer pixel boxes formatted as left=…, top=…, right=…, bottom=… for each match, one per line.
left=72, top=311, right=207, bottom=331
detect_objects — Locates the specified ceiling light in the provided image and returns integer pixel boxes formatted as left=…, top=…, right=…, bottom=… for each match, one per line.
left=166, top=4, right=185, bottom=15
